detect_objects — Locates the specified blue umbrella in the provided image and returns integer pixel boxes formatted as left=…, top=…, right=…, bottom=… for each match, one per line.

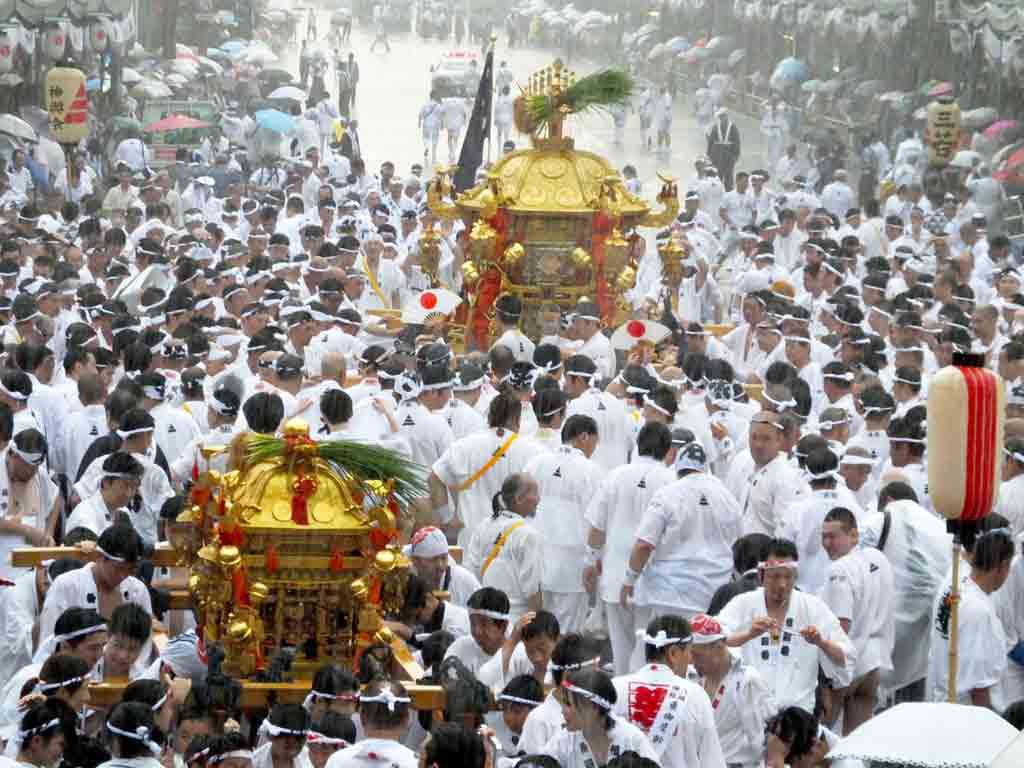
left=86, top=77, right=101, bottom=92
left=667, top=36, right=689, bottom=52
left=254, top=109, right=294, bottom=133
left=221, top=40, right=246, bottom=53
left=771, top=57, right=809, bottom=84
left=773, top=57, right=809, bottom=81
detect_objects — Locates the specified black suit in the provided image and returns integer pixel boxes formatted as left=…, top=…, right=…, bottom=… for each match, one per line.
left=341, top=129, right=361, bottom=162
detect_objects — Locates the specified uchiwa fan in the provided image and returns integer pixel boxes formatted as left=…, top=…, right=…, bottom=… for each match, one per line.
left=514, top=65, right=633, bottom=136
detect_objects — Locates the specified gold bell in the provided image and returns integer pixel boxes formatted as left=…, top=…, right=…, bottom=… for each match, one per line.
left=374, top=549, right=398, bottom=573
left=503, top=243, right=525, bottom=266
left=461, top=261, right=480, bottom=287
left=571, top=247, right=592, bottom=269
left=218, top=545, right=241, bottom=569
left=616, top=266, right=637, bottom=291
left=249, top=581, right=269, bottom=604
left=227, top=619, right=253, bottom=641
left=350, top=578, right=369, bottom=601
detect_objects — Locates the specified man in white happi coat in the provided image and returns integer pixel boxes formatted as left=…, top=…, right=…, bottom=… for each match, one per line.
left=494, top=86, right=515, bottom=152
left=65, top=452, right=144, bottom=538
left=571, top=301, right=616, bottom=381
left=585, top=422, right=676, bottom=675
left=760, top=103, right=787, bottom=172
left=418, top=93, right=442, bottom=166
left=443, top=362, right=488, bottom=440
left=624, top=443, right=742, bottom=667
left=0, top=431, right=58, bottom=582
left=432, top=392, right=533, bottom=548
left=403, top=526, right=480, bottom=609
left=491, top=294, right=535, bottom=364
left=327, top=683, right=418, bottom=768
left=718, top=539, right=854, bottom=712
left=0, top=559, right=74, bottom=686
left=524, top=414, right=602, bottom=634
left=564, top=354, right=633, bottom=472
left=613, top=615, right=726, bottom=768
left=726, top=412, right=806, bottom=536
left=820, top=507, right=894, bottom=734
left=393, top=368, right=454, bottom=499
left=464, top=474, right=543, bottom=623
left=39, top=524, right=152, bottom=643
left=776, top=446, right=863, bottom=595
left=688, top=614, right=775, bottom=768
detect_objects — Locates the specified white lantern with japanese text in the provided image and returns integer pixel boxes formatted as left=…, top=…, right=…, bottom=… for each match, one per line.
left=0, top=31, right=14, bottom=73
left=46, top=66, right=88, bottom=145
left=43, top=25, right=66, bottom=60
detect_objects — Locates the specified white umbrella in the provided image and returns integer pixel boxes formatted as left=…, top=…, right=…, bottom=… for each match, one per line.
left=198, top=57, right=223, bottom=76
left=992, top=729, right=1024, bottom=768
left=0, top=114, right=37, bottom=143
left=951, top=150, right=981, bottom=169
left=828, top=703, right=1018, bottom=768
left=121, top=67, right=143, bottom=84
left=647, top=43, right=669, bottom=61
left=244, top=48, right=279, bottom=65
left=269, top=85, right=307, bottom=101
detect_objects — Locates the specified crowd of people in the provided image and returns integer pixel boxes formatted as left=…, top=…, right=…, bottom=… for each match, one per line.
left=0, top=6, right=1021, bottom=768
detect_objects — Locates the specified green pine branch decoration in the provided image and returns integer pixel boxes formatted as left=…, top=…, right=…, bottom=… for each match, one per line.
left=246, top=435, right=428, bottom=507
left=525, top=69, right=633, bottom=132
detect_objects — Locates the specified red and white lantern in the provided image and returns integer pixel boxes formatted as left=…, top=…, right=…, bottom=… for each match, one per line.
left=927, top=360, right=1005, bottom=521
left=43, top=24, right=66, bottom=60
left=0, top=32, right=15, bottom=73
left=89, top=18, right=111, bottom=53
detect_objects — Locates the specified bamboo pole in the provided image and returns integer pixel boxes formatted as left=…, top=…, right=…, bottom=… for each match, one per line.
left=947, top=534, right=961, bottom=703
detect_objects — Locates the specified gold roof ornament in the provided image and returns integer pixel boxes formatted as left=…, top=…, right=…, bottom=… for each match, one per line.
left=173, top=420, right=426, bottom=679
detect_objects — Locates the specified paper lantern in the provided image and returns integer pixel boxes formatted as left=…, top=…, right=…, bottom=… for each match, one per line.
left=927, top=360, right=1005, bottom=521
left=43, top=25, right=66, bottom=59
left=46, top=66, right=89, bottom=145
left=0, top=35, right=14, bottom=74
left=89, top=19, right=110, bottom=53
left=926, top=97, right=961, bottom=167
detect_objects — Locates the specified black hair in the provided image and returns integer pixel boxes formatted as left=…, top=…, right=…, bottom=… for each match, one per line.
left=492, top=473, right=529, bottom=517
left=11, top=428, right=46, bottom=463
left=310, top=664, right=358, bottom=697
left=184, top=734, right=215, bottom=767
left=502, top=674, right=544, bottom=707
left=35, top=653, right=90, bottom=698
left=487, top=392, right=522, bottom=430
left=1003, top=699, right=1024, bottom=729
left=18, top=698, right=71, bottom=748
left=311, top=711, right=356, bottom=744
left=549, top=632, right=602, bottom=686
left=765, top=707, right=819, bottom=762
left=466, top=587, right=510, bottom=626
left=646, top=384, right=679, bottom=418
left=100, top=451, right=145, bottom=488
left=97, top=522, right=146, bottom=564
left=878, top=480, right=918, bottom=507
left=733, top=533, right=771, bottom=573
left=122, top=342, right=153, bottom=376
left=266, top=702, right=310, bottom=736
left=532, top=388, right=567, bottom=426
left=423, top=722, right=487, bottom=768
left=643, top=615, right=692, bottom=662
left=561, top=414, right=598, bottom=444
left=108, top=602, right=152, bottom=645
left=804, top=447, right=839, bottom=486
left=636, top=421, right=671, bottom=460
left=0, top=402, right=12, bottom=442
left=522, top=610, right=560, bottom=642
left=973, top=528, right=1014, bottom=572
left=106, top=701, right=163, bottom=759
left=359, top=681, right=411, bottom=730
left=320, top=389, right=353, bottom=426
left=243, top=392, right=285, bottom=434
left=15, top=342, right=53, bottom=373
left=122, top=678, right=168, bottom=710
left=823, top=506, right=858, bottom=530
left=607, top=752, right=662, bottom=768
left=563, top=669, right=617, bottom=728
left=766, top=537, right=799, bottom=562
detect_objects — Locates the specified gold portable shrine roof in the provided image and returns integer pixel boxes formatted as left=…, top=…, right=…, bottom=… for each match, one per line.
left=457, top=138, right=650, bottom=216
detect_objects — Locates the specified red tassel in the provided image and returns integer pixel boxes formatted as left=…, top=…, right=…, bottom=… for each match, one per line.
left=370, top=528, right=393, bottom=550
left=265, top=544, right=279, bottom=574
left=232, top=568, right=250, bottom=606
left=218, top=493, right=226, bottom=516
left=330, top=543, right=344, bottom=573
left=291, top=476, right=316, bottom=526
left=192, top=461, right=199, bottom=483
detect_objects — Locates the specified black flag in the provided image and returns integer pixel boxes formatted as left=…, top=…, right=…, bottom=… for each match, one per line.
left=453, top=49, right=494, bottom=193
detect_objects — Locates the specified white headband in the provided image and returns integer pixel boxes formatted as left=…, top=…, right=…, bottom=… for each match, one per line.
left=805, top=469, right=841, bottom=482
left=469, top=608, right=511, bottom=621
left=840, top=453, right=875, bottom=466
left=54, top=622, right=106, bottom=644
left=302, top=690, right=358, bottom=711
left=106, top=723, right=162, bottom=756
left=10, top=444, right=43, bottom=466
left=37, top=674, right=88, bottom=692
left=209, top=397, right=238, bottom=417
left=209, top=751, right=253, bottom=765
left=823, top=372, right=854, bottom=382
left=96, top=545, right=127, bottom=563
left=889, top=436, right=926, bottom=444
left=116, top=427, right=154, bottom=439
left=17, top=717, right=60, bottom=741
left=561, top=683, right=613, bottom=711
left=358, top=690, right=411, bottom=712
left=818, top=417, right=849, bottom=431
left=261, top=720, right=308, bottom=738
left=759, top=559, right=799, bottom=572
left=0, top=380, right=27, bottom=401
left=549, top=656, right=601, bottom=672
left=498, top=694, right=541, bottom=707
left=637, top=629, right=692, bottom=648
left=306, top=732, right=349, bottom=746
left=893, top=375, right=921, bottom=386
left=644, top=396, right=671, bottom=417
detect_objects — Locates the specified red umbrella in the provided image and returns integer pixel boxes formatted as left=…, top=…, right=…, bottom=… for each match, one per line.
left=993, top=145, right=1024, bottom=182
left=927, top=81, right=953, bottom=98
left=143, top=114, right=212, bottom=132
left=984, top=119, right=1018, bottom=138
